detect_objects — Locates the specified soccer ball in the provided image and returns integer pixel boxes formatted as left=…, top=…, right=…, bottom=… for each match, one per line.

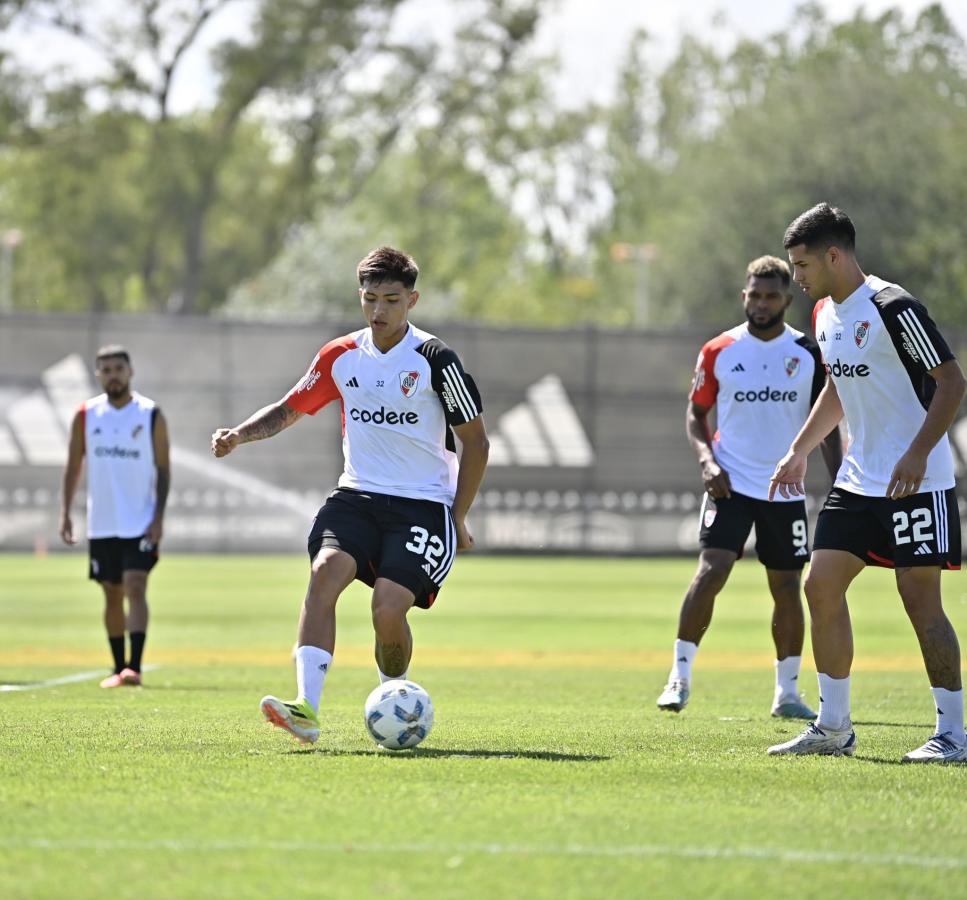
left=363, top=679, right=434, bottom=750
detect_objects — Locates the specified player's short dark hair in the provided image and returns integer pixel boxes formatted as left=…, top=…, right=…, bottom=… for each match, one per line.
left=95, top=344, right=130, bottom=366
left=783, top=202, right=856, bottom=253
left=746, top=255, right=791, bottom=287
left=357, top=246, right=419, bottom=289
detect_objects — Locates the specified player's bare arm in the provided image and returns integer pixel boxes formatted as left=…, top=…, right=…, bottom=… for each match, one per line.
left=59, top=409, right=86, bottom=545
left=818, top=417, right=843, bottom=482
left=450, top=415, right=490, bottom=551
left=769, top=377, right=844, bottom=500
left=149, top=410, right=171, bottom=544
left=211, top=401, right=304, bottom=457
left=686, top=400, right=731, bottom=499
left=887, top=358, right=966, bottom=499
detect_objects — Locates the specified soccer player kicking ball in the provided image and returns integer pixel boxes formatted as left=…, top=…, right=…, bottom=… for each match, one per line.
left=768, top=203, right=966, bottom=762
left=211, top=247, right=489, bottom=745
left=656, top=256, right=841, bottom=718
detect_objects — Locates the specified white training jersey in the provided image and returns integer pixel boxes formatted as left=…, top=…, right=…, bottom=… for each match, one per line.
left=812, top=275, right=956, bottom=497
left=284, top=324, right=482, bottom=505
left=690, top=323, right=824, bottom=501
left=83, top=392, right=158, bottom=539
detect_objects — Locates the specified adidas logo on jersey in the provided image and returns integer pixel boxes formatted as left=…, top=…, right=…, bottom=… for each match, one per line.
left=345, top=377, right=359, bottom=388
left=487, top=375, right=593, bottom=467
left=731, top=363, right=745, bottom=372
left=795, top=546, right=808, bottom=557
left=913, top=543, right=933, bottom=556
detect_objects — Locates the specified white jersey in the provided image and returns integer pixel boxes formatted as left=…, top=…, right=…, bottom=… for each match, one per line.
left=284, top=324, right=482, bottom=505
left=813, top=275, right=956, bottom=497
left=690, top=323, right=824, bottom=501
left=83, top=392, right=158, bottom=538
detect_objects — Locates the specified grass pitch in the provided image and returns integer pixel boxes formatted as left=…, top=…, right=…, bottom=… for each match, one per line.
left=2, top=553, right=966, bottom=899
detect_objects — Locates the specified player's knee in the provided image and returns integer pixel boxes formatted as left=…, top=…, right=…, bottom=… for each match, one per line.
left=803, top=572, right=840, bottom=614
left=695, top=558, right=732, bottom=591
left=371, top=594, right=408, bottom=633
left=308, top=555, right=353, bottom=597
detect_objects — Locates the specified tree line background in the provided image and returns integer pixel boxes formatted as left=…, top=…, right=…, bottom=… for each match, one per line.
left=0, top=0, right=964, bottom=328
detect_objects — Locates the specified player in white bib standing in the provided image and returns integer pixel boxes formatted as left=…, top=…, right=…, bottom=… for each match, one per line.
left=211, top=246, right=490, bottom=745
left=769, top=203, right=966, bottom=762
left=656, top=256, right=842, bottom=717
left=59, top=345, right=170, bottom=688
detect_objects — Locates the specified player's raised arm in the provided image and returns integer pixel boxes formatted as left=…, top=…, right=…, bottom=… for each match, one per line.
left=59, top=407, right=86, bottom=544
left=211, top=400, right=304, bottom=458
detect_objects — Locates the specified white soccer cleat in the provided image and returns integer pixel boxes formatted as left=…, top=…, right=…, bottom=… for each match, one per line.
left=771, top=694, right=817, bottom=720
left=901, top=732, right=967, bottom=764
left=656, top=679, right=690, bottom=713
left=767, top=722, right=856, bottom=756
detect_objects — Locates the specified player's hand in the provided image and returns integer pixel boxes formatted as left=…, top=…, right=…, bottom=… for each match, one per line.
left=887, top=449, right=927, bottom=499
left=769, top=450, right=807, bottom=500
left=147, top=517, right=164, bottom=545
left=455, top=519, right=475, bottom=552
left=59, top=513, right=76, bottom=545
left=211, top=427, right=240, bottom=457
left=701, top=461, right=731, bottom=500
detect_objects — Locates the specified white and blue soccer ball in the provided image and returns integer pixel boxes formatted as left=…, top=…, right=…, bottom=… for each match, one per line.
left=363, top=680, right=434, bottom=750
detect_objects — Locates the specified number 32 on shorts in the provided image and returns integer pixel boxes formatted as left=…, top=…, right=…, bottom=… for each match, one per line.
left=405, top=526, right=446, bottom=569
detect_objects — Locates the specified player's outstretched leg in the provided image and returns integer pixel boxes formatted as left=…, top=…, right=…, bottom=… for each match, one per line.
left=260, top=549, right=352, bottom=745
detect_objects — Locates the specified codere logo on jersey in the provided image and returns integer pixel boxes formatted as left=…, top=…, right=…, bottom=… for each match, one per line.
left=349, top=406, right=419, bottom=425
left=824, top=359, right=871, bottom=378
left=734, top=387, right=799, bottom=402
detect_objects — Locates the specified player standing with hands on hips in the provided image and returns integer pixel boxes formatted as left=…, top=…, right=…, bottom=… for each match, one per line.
left=656, top=256, right=841, bottom=718
left=60, top=345, right=170, bottom=688
left=768, top=203, right=966, bottom=762
left=212, top=247, right=489, bottom=745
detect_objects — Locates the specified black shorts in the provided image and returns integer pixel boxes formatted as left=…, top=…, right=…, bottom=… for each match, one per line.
left=814, top=487, right=962, bottom=570
left=307, top=488, right=457, bottom=609
left=698, top=491, right=810, bottom=570
left=89, top=536, right=159, bottom=584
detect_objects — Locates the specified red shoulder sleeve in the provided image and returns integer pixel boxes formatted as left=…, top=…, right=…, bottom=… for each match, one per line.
left=811, top=297, right=830, bottom=337
left=689, top=334, right=733, bottom=407
left=284, top=336, right=357, bottom=415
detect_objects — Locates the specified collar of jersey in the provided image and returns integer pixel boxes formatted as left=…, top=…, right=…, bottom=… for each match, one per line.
left=835, top=274, right=886, bottom=311
left=740, top=322, right=792, bottom=344
left=364, top=323, right=413, bottom=357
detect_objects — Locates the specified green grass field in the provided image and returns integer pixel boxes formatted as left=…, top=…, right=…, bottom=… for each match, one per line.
left=2, top=553, right=967, bottom=899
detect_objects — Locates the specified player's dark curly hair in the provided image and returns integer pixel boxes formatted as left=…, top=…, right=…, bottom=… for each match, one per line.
left=746, top=255, right=791, bottom=287
left=783, top=202, right=856, bottom=253
left=357, top=246, right=419, bottom=289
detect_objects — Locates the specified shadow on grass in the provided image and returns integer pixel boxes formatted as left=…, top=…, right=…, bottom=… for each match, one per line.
left=286, top=747, right=610, bottom=762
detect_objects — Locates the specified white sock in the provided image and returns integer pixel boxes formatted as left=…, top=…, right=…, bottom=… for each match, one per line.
left=295, top=645, right=332, bottom=713
left=378, top=667, right=408, bottom=684
left=670, top=640, right=698, bottom=682
left=774, top=656, right=802, bottom=703
left=931, top=687, right=966, bottom=744
left=816, top=673, right=851, bottom=731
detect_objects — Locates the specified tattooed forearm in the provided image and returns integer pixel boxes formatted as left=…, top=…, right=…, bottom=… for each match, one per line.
left=375, top=641, right=409, bottom=678
left=237, top=402, right=302, bottom=443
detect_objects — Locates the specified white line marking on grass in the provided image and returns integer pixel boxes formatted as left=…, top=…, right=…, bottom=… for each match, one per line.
left=0, top=664, right=159, bottom=692
left=1, top=839, right=963, bottom=870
